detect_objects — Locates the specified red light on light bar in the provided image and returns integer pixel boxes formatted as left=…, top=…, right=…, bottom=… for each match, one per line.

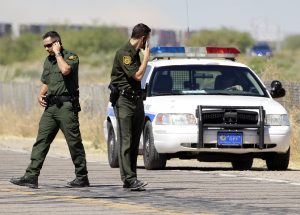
left=206, top=47, right=240, bottom=54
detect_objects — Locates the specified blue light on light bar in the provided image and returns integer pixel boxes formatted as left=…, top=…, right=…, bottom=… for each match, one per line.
left=150, top=46, right=185, bottom=54
left=150, top=46, right=240, bottom=59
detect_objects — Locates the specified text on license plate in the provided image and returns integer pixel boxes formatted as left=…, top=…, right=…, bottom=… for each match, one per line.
left=217, top=132, right=243, bottom=146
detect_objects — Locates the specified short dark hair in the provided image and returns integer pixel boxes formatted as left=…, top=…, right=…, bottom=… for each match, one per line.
left=131, top=23, right=151, bottom=39
left=42, top=31, right=62, bottom=43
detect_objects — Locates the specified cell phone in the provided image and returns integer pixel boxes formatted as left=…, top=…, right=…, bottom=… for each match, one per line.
left=145, top=41, right=148, bottom=48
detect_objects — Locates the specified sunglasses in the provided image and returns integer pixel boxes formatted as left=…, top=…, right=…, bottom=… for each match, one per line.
left=43, top=40, right=57, bottom=48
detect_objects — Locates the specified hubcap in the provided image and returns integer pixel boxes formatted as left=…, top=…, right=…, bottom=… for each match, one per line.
left=108, top=131, right=114, bottom=161
left=144, top=130, right=150, bottom=159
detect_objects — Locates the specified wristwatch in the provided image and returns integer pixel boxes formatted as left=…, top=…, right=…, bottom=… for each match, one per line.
left=55, top=52, right=62, bottom=57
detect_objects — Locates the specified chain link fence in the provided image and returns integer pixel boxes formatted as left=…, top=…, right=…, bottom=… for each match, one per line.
left=0, top=81, right=299, bottom=115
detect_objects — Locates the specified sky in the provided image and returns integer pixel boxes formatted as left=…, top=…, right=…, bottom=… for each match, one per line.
left=1, top=0, right=299, bottom=40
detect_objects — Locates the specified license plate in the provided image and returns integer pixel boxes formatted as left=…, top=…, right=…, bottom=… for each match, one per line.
left=217, top=132, right=243, bottom=146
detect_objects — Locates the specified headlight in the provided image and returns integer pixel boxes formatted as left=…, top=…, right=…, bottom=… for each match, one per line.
left=265, top=114, right=289, bottom=126
left=155, top=113, right=196, bottom=125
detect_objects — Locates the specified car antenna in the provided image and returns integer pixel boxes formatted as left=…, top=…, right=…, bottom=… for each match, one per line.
left=186, top=0, right=190, bottom=37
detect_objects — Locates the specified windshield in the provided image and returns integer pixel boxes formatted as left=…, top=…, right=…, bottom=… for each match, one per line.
left=149, top=65, right=267, bottom=97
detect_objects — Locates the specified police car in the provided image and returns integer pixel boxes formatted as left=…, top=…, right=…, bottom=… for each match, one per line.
left=104, top=46, right=290, bottom=170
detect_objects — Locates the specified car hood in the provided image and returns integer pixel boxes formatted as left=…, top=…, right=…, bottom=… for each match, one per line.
left=144, top=95, right=287, bottom=115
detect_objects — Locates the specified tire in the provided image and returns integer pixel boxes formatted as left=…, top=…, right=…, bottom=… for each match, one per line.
left=231, top=158, right=253, bottom=170
left=143, top=121, right=166, bottom=170
left=266, top=148, right=290, bottom=170
left=107, top=121, right=119, bottom=168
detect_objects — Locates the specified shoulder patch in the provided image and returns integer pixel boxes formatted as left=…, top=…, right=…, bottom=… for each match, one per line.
left=123, top=56, right=132, bottom=65
left=68, top=55, right=78, bottom=60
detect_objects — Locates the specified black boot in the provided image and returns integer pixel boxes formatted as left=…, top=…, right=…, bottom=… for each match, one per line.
left=126, top=179, right=148, bottom=191
left=10, top=176, right=38, bottom=189
left=67, top=176, right=90, bottom=188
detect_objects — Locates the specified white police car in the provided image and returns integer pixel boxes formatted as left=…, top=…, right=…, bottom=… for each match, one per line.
left=104, top=46, right=290, bottom=170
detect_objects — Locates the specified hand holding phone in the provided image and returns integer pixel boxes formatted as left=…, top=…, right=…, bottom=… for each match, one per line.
left=52, top=41, right=61, bottom=53
left=141, top=40, right=150, bottom=61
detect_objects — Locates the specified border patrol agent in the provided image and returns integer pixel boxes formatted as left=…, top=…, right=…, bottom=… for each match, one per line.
left=110, top=23, right=151, bottom=191
left=10, top=31, right=89, bottom=188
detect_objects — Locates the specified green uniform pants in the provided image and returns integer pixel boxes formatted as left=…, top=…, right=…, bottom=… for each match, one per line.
left=25, top=102, right=88, bottom=179
left=115, top=95, right=144, bottom=185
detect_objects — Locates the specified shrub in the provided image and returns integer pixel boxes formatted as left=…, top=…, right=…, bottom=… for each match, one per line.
left=284, top=35, right=300, bottom=51
left=185, top=28, right=254, bottom=53
left=0, top=26, right=127, bottom=65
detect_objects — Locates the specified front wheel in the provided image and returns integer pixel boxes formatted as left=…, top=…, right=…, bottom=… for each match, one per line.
left=143, top=121, right=166, bottom=170
left=266, top=148, right=290, bottom=170
left=107, top=121, right=119, bottom=168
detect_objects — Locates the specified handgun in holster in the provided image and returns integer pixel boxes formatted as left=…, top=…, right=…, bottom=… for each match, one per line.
left=71, top=97, right=81, bottom=113
left=108, top=83, right=120, bottom=107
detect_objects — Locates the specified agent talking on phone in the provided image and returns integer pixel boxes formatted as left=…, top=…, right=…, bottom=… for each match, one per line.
left=10, top=31, right=89, bottom=188
left=109, top=23, right=151, bottom=191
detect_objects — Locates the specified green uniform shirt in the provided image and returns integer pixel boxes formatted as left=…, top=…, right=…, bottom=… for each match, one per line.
left=111, top=41, right=141, bottom=90
left=41, top=49, right=79, bottom=96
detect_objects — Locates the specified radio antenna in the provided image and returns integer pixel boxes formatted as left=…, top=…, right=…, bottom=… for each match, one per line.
left=186, top=0, right=190, bottom=36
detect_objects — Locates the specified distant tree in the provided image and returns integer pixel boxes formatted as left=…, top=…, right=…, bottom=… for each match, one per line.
left=55, top=26, right=127, bottom=55
left=0, top=34, right=41, bottom=64
left=0, top=26, right=127, bottom=65
left=284, top=35, right=300, bottom=50
left=185, top=28, right=254, bottom=53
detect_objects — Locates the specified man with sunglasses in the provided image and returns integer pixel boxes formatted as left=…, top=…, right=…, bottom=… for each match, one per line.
left=10, top=31, right=89, bottom=188
left=110, top=23, right=151, bottom=191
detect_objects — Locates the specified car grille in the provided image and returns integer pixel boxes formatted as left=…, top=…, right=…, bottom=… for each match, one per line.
left=202, top=110, right=258, bottom=125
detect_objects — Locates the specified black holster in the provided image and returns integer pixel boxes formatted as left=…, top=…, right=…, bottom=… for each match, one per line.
left=108, top=83, right=119, bottom=107
left=142, top=84, right=148, bottom=101
left=71, top=97, right=81, bottom=113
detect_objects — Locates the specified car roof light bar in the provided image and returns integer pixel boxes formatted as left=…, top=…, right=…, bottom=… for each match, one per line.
left=150, top=46, right=186, bottom=58
left=150, top=46, right=240, bottom=60
left=206, top=47, right=240, bottom=59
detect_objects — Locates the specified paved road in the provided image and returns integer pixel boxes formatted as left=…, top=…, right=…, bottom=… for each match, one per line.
left=1, top=148, right=300, bottom=215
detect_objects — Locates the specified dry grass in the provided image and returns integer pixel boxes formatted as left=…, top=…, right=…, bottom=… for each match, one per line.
left=0, top=62, right=111, bottom=84
left=260, top=63, right=282, bottom=82
left=0, top=106, right=107, bottom=152
left=287, top=106, right=300, bottom=162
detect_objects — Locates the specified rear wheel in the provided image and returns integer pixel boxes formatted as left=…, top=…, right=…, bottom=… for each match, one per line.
left=266, top=148, right=290, bottom=170
left=231, top=158, right=253, bottom=170
left=107, top=121, right=119, bottom=168
left=143, top=121, right=166, bottom=170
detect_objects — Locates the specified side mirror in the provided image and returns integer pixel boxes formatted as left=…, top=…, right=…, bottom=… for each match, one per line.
left=270, top=80, right=285, bottom=98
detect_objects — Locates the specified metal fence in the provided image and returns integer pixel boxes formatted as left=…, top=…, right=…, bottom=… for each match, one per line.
left=0, top=81, right=300, bottom=116
left=0, top=82, right=110, bottom=116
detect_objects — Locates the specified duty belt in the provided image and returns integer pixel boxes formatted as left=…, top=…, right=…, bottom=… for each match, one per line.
left=120, top=88, right=142, bottom=102
left=48, top=95, right=73, bottom=106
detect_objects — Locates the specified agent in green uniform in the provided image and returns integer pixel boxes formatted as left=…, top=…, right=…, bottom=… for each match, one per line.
left=10, top=31, right=89, bottom=188
left=110, top=23, right=151, bottom=191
